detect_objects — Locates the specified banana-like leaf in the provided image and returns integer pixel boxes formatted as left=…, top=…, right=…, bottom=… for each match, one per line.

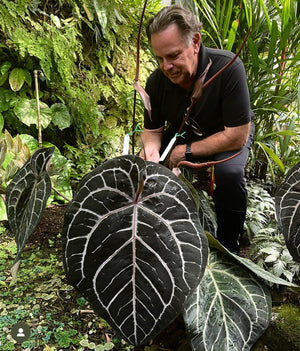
left=6, top=147, right=55, bottom=275
left=184, top=249, right=272, bottom=351
left=62, top=155, right=208, bottom=346
left=275, top=161, right=300, bottom=263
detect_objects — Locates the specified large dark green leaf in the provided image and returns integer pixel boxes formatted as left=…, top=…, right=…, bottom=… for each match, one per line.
left=62, top=155, right=208, bottom=346
left=275, top=161, right=300, bottom=263
left=184, top=249, right=272, bottom=351
left=6, top=147, right=55, bottom=277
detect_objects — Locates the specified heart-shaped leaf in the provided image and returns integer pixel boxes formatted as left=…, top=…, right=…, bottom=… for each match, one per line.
left=62, top=155, right=208, bottom=345
left=275, top=161, right=300, bottom=263
left=14, top=98, right=52, bottom=129
left=6, top=147, right=55, bottom=277
left=184, top=249, right=272, bottom=351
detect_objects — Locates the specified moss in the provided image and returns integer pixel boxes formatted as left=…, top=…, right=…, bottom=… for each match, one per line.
left=275, top=304, right=300, bottom=348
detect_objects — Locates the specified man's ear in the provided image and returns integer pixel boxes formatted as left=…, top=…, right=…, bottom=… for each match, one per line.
left=193, top=32, right=201, bottom=53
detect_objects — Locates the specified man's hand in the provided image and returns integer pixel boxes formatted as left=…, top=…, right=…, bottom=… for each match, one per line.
left=139, top=127, right=164, bottom=164
left=139, top=146, right=160, bottom=163
left=167, top=144, right=186, bottom=169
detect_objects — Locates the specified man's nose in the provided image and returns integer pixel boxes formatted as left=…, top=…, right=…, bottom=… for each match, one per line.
left=161, top=58, right=173, bottom=71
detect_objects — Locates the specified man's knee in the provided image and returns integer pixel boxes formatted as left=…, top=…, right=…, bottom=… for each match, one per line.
left=214, top=164, right=245, bottom=188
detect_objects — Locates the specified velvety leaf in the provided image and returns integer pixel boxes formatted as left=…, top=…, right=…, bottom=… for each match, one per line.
left=6, top=147, right=55, bottom=276
left=14, top=98, right=52, bottom=129
left=275, top=161, right=300, bottom=263
left=51, top=103, right=72, bottom=130
left=62, top=155, right=208, bottom=346
left=184, top=249, right=272, bottom=351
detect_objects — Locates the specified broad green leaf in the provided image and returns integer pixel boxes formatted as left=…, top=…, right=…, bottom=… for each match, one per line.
left=0, top=61, right=11, bottom=75
left=184, top=249, right=272, bottom=351
left=14, top=98, right=52, bottom=129
left=6, top=147, right=55, bottom=280
left=51, top=103, right=72, bottom=130
left=9, top=68, right=26, bottom=92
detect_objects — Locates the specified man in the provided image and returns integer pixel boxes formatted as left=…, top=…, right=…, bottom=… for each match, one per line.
left=139, top=5, right=254, bottom=254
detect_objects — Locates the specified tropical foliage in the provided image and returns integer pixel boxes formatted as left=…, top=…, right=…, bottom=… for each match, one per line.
left=194, top=0, right=300, bottom=184
left=0, top=0, right=299, bottom=350
left=0, top=0, right=161, bottom=173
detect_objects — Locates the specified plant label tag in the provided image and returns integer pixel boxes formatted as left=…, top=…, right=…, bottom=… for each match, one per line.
left=159, top=135, right=177, bottom=162
left=122, top=134, right=130, bottom=155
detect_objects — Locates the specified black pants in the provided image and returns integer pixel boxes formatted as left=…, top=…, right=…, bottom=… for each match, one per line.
left=211, top=123, right=255, bottom=252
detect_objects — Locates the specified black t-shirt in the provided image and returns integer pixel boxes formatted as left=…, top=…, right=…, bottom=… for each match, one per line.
left=144, top=43, right=254, bottom=145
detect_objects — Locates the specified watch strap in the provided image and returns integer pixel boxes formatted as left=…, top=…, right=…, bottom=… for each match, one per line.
left=185, top=143, right=193, bottom=161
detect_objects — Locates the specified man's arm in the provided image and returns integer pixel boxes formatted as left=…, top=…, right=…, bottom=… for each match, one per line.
left=139, top=127, right=164, bottom=163
left=168, top=122, right=251, bottom=169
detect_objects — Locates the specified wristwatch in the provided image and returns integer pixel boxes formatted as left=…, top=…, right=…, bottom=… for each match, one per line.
left=185, top=143, right=193, bottom=161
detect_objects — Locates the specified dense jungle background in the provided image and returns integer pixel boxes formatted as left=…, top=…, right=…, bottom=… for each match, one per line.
left=0, top=0, right=299, bottom=350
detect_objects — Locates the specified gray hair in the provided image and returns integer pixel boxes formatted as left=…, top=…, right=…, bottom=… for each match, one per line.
left=146, top=5, right=202, bottom=45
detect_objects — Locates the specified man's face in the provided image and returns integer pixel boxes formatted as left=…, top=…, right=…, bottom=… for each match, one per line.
left=151, top=23, right=200, bottom=89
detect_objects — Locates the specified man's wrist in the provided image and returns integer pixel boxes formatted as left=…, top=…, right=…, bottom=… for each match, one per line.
left=185, top=143, right=193, bottom=161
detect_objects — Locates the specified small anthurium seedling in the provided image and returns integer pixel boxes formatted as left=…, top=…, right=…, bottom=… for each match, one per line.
left=5, top=146, right=55, bottom=279
left=275, top=160, right=300, bottom=263
left=62, top=154, right=209, bottom=346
